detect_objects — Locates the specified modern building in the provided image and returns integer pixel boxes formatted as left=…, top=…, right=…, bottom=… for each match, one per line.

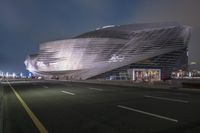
left=25, top=22, right=191, bottom=81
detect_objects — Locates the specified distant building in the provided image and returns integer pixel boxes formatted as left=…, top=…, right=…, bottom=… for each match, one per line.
left=25, top=22, right=191, bottom=81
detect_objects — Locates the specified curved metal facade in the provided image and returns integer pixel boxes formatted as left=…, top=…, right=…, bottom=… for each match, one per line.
left=25, top=22, right=191, bottom=80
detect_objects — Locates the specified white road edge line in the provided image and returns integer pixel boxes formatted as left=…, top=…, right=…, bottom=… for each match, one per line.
left=88, top=88, right=103, bottom=91
left=144, top=95, right=189, bottom=103
left=61, top=91, right=75, bottom=95
left=117, top=105, right=178, bottom=123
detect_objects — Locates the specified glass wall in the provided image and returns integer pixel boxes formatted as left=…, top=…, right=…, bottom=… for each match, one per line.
left=132, top=69, right=161, bottom=82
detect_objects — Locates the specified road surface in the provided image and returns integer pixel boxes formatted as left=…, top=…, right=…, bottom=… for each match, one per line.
left=1, top=79, right=200, bottom=133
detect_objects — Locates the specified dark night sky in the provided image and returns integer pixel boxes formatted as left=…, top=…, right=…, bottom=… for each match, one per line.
left=0, top=0, right=200, bottom=73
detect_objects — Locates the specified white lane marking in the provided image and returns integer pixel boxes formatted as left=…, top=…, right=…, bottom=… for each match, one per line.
left=61, top=91, right=75, bottom=95
left=144, top=95, right=189, bottom=103
left=158, top=91, right=190, bottom=96
left=42, top=86, right=48, bottom=88
left=117, top=105, right=178, bottom=123
left=88, top=87, right=103, bottom=91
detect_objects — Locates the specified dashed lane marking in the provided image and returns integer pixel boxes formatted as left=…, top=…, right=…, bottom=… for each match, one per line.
left=118, top=105, right=178, bottom=123
left=88, top=87, right=103, bottom=91
left=144, top=95, right=189, bottom=103
left=42, top=86, right=48, bottom=89
left=61, top=91, right=75, bottom=95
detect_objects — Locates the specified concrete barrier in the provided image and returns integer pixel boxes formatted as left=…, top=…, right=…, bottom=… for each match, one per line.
left=69, top=80, right=178, bottom=90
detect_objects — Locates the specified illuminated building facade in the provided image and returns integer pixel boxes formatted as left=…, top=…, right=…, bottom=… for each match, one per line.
left=25, top=22, right=191, bottom=81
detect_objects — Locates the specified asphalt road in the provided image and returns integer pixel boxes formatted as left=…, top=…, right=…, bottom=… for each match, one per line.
left=1, top=79, right=200, bottom=133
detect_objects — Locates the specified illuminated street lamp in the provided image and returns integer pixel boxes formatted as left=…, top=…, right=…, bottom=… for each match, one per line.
left=190, top=61, right=197, bottom=65
left=12, top=73, right=16, bottom=78
left=0, top=71, right=3, bottom=77
left=28, top=72, right=32, bottom=78
left=6, top=72, right=9, bottom=78
left=20, top=72, right=23, bottom=78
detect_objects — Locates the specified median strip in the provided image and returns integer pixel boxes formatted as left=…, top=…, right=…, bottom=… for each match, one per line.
left=144, top=95, right=189, bottom=103
left=61, top=91, right=75, bottom=95
left=7, top=81, right=48, bottom=133
left=118, top=105, right=178, bottom=123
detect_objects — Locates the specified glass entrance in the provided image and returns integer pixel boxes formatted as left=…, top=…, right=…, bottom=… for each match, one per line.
left=132, top=68, right=161, bottom=82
